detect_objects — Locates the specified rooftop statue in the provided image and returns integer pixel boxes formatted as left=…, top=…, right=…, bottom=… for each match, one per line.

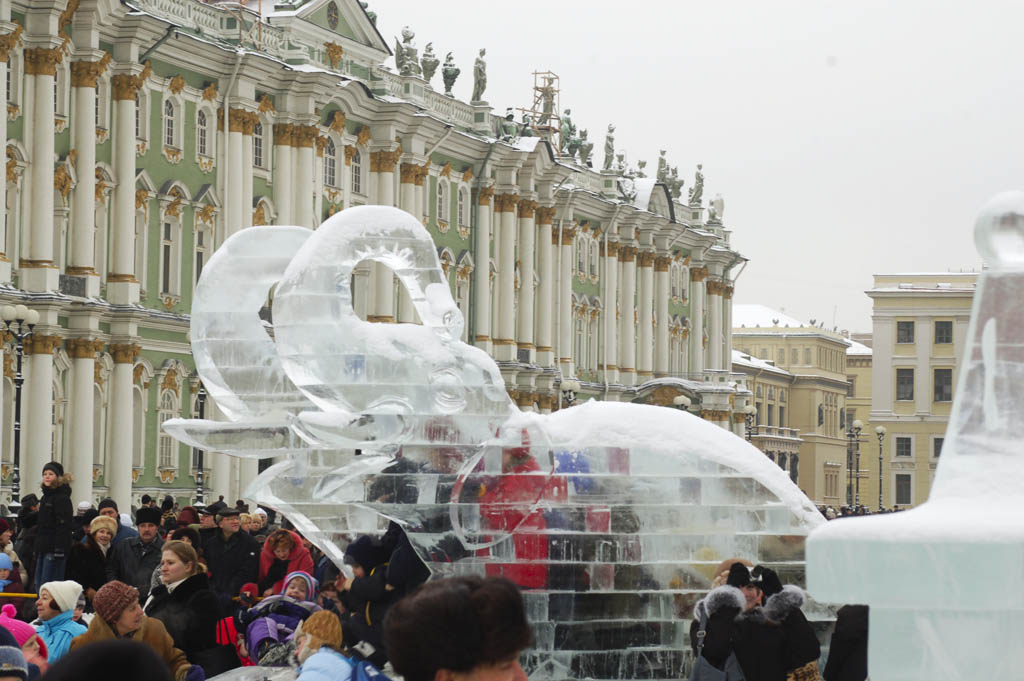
left=688, top=163, right=704, bottom=206
left=538, top=76, right=555, bottom=126
left=471, top=48, right=487, bottom=102
left=603, top=123, right=615, bottom=171
left=441, top=52, right=460, bottom=97
left=358, top=1, right=377, bottom=25
left=560, top=108, right=575, bottom=154
left=519, top=114, right=536, bottom=137
left=657, top=149, right=668, bottom=182
left=668, top=167, right=684, bottom=199
left=578, top=129, right=594, bottom=167
left=636, top=160, right=647, bottom=178
left=420, top=42, right=439, bottom=83
left=711, top=193, right=725, bottom=221
left=394, top=27, right=422, bottom=77
left=165, top=205, right=825, bottom=681
left=499, top=108, right=519, bottom=141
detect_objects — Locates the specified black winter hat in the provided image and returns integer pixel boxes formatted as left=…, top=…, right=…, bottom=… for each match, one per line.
left=161, top=495, right=174, bottom=512
left=43, top=639, right=172, bottom=681
left=751, top=565, right=783, bottom=598
left=98, top=498, right=118, bottom=513
left=343, top=535, right=389, bottom=570
left=726, top=562, right=752, bottom=588
left=135, top=506, right=163, bottom=527
left=42, top=461, right=64, bottom=478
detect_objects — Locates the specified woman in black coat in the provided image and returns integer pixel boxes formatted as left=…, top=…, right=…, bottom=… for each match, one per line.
left=145, top=540, right=238, bottom=676
left=67, top=515, right=117, bottom=605
left=33, top=462, right=73, bottom=588
left=823, top=605, right=867, bottom=681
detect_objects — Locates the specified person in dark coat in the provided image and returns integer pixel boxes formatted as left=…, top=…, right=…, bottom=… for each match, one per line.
left=201, top=509, right=258, bottom=614
left=145, top=540, right=237, bottom=677
left=689, top=562, right=756, bottom=675
left=67, top=515, right=117, bottom=605
left=106, top=507, right=165, bottom=603
left=823, top=605, right=867, bottom=681
left=34, top=462, right=74, bottom=587
left=338, top=535, right=394, bottom=665
left=751, top=565, right=821, bottom=680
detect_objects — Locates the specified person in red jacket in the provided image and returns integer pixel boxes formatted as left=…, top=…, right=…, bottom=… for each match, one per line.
left=258, top=530, right=313, bottom=597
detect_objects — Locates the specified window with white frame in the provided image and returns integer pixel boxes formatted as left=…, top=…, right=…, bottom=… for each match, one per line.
left=197, top=109, right=210, bottom=157
left=253, top=121, right=265, bottom=168
left=159, top=217, right=180, bottom=296
left=575, top=312, right=585, bottom=370
left=589, top=241, right=598, bottom=275
left=5, top=56, right=14, bottom=105
left=458, top=187, right=467, bottom=228
left=437, top=179, right=449, bottom=223
left=135, top=93, right=141, bottom=138
left=324, top=138, right=337, bottom=187
left=157, top=391, right=177, bottom=469
left=164, top=99, right=176, bottom=147
left=134, top=205, right=148, bottom=294
left=895, top=473, right=912, bottom=506
left=351, top=149, right=363, bottom=194
left=195, top=225, right=210, bottom=285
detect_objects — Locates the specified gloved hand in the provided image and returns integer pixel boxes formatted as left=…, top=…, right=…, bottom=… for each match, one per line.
left=184, top=664, right=206, bottom=681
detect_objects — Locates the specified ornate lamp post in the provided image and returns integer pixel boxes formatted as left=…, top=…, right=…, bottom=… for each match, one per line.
left=875, top=425, right=886, bottom=511
left=845, top=419, right=862, bottom=507
left=743, top=404, right=756, bottom=442
left=560, top=379, right=581, bottom=408
left=1, top=305, right=39, bottom=511
left=193, top=372, right=207, bottom=509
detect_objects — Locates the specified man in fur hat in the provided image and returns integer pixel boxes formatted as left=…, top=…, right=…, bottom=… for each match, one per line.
left=105, top=506, right=165, bottom=603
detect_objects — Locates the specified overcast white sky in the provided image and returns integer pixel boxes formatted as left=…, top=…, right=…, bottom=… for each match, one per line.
left=372, top=0, right=1022, bottom=333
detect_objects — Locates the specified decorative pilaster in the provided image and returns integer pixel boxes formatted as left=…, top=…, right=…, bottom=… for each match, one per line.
left=706, top=279, right=724, bottom=370
left=238, top=111, right=257, bottom=233
left=723, top=284, right=734, bottom=367
left=108, top=343, right=140, bottom=508
left=494, top=193, right=519, bottom=358
left=472, top=186, right=495, bottom=350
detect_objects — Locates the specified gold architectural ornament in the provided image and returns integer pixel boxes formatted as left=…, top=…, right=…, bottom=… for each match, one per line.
left=136, top=140, right=147, bottom=155
left=54, top=164, right=73, bottom=200
left=135, top=189, right=149, bottom=210
left=95, top=168, right=106, bottom=204
left=683, top=255, right=692, bottom=266
left=112, top=61, right=152, bottom=100
left=329, top=110, right=346, bottom=134
left=168, top=75, right=186, bottom=95
left=344, top=145, right=356, bottom=165
left=196, top=203, right=216, bottom=225
left=439, top=162, right=452, bottom=178
left=415, top=162, right=430, bottom=186
left=70, top=53, right=112, bottom=88
left=399, top=163, right=418, bottom=184
left=66, top=337, right=104, bottom=359
left=161, top=368, right=180, bottom=395
left=617, top=245, right=636, bottom=262
left=369, top=150, right=399, bottom=172
left=198, top=156, right=214, bottom=173
left=24, top=335, right=63, bottom=356
left=327, top=204, right=341, bottom=217
left=723, top=285, right=734, bottom=299
left=638, top=251, right=656, bottom=267
left=258, top=93, right=275, bottom=113
left=159, top=469, right=177, bottom=484
left=690, top=266, right=709, bottom=282
left=495, top=193, right=520, bottom=213
left=161, top=295, right=178, bottom=310
left=681, top=328, right=689, bottom=340
left=163, top=146, right=182, bottom=163
left=0, top=24, right=23, bottom=63
left=273, top=123, right=294, bottom=146
left=323, top=41, right=344, bottom=69
left=7, top=104, right=20, bottom=121
left=201, top=82, right=218, bottom=101
left=92, top=466, right=100, bottom=482
left=96, top=127, right=108, bottom=143
left=461, top=167, right=473, bottom=183
left=356, top=126, right=371, bottom=146
left=6, top=146, right=18, bottom=184
left=24, top=47, right=64, bottom=76
left=561, top=226, right=577, bottom=245
left=252, top=202, right=267, bottom=226
left=293, top=124, right=317, bottom=148
left=164, top=191, right=183, bottom=218
left=2, top=353, right=13, bottom=380
left=315, top=135, right=329, bottom=157
left=58, top=0, right=81, bottom=38
left=654, top=255, right=671, bottom=272
left=475, top=185, right=494, bottom=206
left=132, top=363, right=145, bottom=384
left=535, top=206, right=556, bottom=225
left=517, top=199, right=537, bottom=218
left=701, top=409, right=731, bottom=423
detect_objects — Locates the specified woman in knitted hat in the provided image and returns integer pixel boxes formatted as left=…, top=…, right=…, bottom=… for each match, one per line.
left=66, top=515, right=116, bottom=607
left=0, top=622, right=30, bottom=681
left=33, top=580, right=85, bottom=663
left=0, top=603, right=48, bottom=674
left=295, top=610, right=349, bottom=681
left=145, top=541, right=238, bottom=677
left=33, top=462, right=73, bottom=587
left=70, top=581, right=205, bottom=681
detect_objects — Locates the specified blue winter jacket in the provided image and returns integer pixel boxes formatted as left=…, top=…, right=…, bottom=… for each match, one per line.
left=36, top=610, right=87, bottom=662
left=298, top=648, right=353, bottom=681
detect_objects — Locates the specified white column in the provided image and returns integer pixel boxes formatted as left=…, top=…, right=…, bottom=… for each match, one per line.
left=239, top=459, right=259, bottom=499
left=690, top=268, right=706, bottom=374
left=558, top=226, right=575, bottom=377
left=637, top=251, right=654, bottom=380
left=66, top=339, right=100, bottom=504
left=274, top=127, right=293, bottom=224
left=618, top=247, right=636, bottom=385
left=654, top=256, right=670, bottom=375
left=495, top=193, right=517, bottom=360
left=397, top=164, right=418, bottom=323
left=241, top=114, right=254, bottom=229
left=708, top=280, right=723, bottom=370
left=206, top=398, right=231, bottom=501
left=109, top=74, right=139, bottom=303
left=226, top=110, right=244, bottom=236
left=106, top=344, right=137, bottom=509
left=601, top=241, right=619, bottom=382
left=473, top=188, right=493, bottom=350
left=22, top=48, right=58, bottom=292
left=69, top=60, right=104, bottom=296
left=723, top=285, right=734, bottom=367
left=369, top=150, right=396, bottom=322
left=535, top=208, right=554, bottom=366
left=24, top=336, right=58, bottom=492
left=0, top=42, right=8, bottom=281
left=516, top=200, right=537, bottom=359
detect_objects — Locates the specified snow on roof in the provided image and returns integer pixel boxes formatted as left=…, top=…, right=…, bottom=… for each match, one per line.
left=632, top=178, right=657, bottom=211
left=732, top=350, right=792, bottom=376
left=846, top=339, right=872, bottom=356
left=733, top=304, right=808, bottom=329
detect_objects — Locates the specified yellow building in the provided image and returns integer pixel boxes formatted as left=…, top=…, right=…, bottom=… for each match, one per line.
left=732, top=305, right=851, bottom=506
left=866, top=273, right=976, bottom=509
left=844, top=338, right=877, bottom=508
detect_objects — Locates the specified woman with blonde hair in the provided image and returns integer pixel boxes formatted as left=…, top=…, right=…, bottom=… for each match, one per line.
left=145, top=541, right=238, bottom=676
left=67, top=515, right=117, bottom=605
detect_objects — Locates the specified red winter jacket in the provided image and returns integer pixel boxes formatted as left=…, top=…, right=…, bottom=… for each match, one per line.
left=257, top=530, right=313, bottom=595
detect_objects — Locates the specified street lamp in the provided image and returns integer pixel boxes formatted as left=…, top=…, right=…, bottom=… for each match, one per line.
left=743, top=404, right=756, bottom=442
left=672, top=395, right=691, bottom=411
left=845, top=419, right=863, bottom=507
left=560, top=379, right=581, bottom=408
left=1, top=304, right=40, bottom=512
left=193, top=372, right=207, bottom=509
left=875, top=425, right=886, bottom=511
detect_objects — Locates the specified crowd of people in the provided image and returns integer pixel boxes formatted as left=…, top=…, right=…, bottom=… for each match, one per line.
left=818, top=504, right=903, bottom=520
left=0, top=462, right=431, bottom=681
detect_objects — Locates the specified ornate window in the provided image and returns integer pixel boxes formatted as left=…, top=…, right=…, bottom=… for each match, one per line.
left=253, top=121, right=265, bottom=168
left=159, top=216, right=181, bottom=296
left=157, top=391, right=177, bottom=469
left=324, top=138, right=337, bottom=187
left=437, top=179, right=449, bottom=224
left=351, top=149, right=363, bottom=194
left=194, top=225, right=210, bottom=285
left=164, top=99, right=175, bottom=147
left=458, top=187, right=467, bottom=228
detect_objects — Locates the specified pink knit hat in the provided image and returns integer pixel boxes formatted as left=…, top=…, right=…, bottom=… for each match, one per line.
left=0, top=604, right=46, bottom=658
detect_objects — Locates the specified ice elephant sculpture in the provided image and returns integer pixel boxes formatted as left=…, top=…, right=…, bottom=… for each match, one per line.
left=166, top=206, right=825, bottom=679
left=806, top=192, right=1024, bottom=681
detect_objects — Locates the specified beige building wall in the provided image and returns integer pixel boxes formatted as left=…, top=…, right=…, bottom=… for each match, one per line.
left=868, top=273, right=975, bottom=509
left=845, top=344, right=879, bottom=508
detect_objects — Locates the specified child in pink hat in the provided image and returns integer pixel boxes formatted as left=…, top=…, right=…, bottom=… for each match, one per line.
left=0, top=603, right=48, bottom=673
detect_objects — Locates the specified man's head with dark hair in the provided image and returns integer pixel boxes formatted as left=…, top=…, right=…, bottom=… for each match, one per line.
left=383, top=577, right=532, bottom=681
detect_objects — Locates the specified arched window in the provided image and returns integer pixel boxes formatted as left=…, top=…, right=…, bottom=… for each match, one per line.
left=197, top=110, right=209, bottom=157
left=194, top=225, right=210, bottom=285
left=157, top=391, right=176, bottom=469
left=159, top=215, right=180, bottom=296
left=164, top=99, right=175, bottom=147
left=351, top=149, right=363, bottom=194
left=458, top=188, right=467, bottom=227
left=437, top=180, right=449, bottom=224
left=253, top=121, right=265, bottom=168
left=324, top=138, right=337, bottom=187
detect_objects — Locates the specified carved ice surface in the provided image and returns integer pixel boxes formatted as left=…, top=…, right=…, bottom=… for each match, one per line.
left=807, top=191, right=1024, bottom=681
left=167, top=207, right=826, bottom=680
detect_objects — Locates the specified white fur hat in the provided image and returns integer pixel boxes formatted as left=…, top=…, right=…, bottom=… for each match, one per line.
left=40, top=580, right=83, bottom=613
